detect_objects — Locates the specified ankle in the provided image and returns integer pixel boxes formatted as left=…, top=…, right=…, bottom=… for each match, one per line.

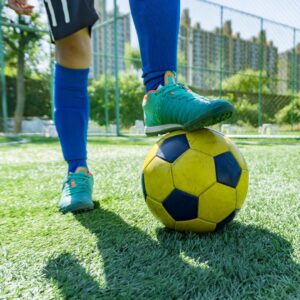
left=68, top=160, right=88, bottom=173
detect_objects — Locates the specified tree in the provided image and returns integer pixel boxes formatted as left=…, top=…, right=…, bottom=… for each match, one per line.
left=3, top=9, right=46, bottom=133
left=276, top=97, right=300, bottom=125
left=177, top=50, right=188, bottom=83
left=89, top=72, right=144, bottom=128
left=222, top=69, right=271, bottom=94
left=124, top=43, right=142, bottom=72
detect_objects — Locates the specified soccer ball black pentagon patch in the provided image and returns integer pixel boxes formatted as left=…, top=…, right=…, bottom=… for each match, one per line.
left=142, top=129, right=249, bottom=233
left=157, top=134, right=189, bottom=163
left=163, top=189, right=198, bottom=221
left=214, top=152, right=242, bottom=188
left=141, top=173, right=147, bottom=200
left=216, top=210, right=238, bottom=231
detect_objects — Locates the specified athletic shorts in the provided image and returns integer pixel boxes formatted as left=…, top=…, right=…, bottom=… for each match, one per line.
left=43, top=0, right=99, bottom=41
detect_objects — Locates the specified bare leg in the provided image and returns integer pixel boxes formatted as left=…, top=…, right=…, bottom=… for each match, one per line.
left=55, top=28, right=91, bottom=69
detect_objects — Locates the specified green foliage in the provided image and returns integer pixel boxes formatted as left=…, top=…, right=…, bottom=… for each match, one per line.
left=124, top=43, right=142, bottom=71
left=2, top=7, right=50, bottom=132
left=222, top=92, right=274, bottom=127
left=89, top=72, right=144, bottom=127
left=222, top=69, right=271, bottom=94
left=220, top=70, right=276, bottom=126
left=229, top=95, right=260, bottom=127
left=177, top=51, right=187, bottom=83
left=276, top=97, right=300, bottom=124
left=177, top=51, right=186, bottom=67
left=227, top=94, right=271, bottom=127
left=0, top=75, right=51, bottom=117
left=3, top=12, right=47, bottom=76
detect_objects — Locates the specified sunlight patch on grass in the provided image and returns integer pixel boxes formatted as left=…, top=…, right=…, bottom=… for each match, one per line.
left=0, top=137, right=299, bottom=299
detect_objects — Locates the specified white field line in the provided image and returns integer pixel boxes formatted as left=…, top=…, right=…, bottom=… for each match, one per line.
left=0, top=138, right=29, bottom=147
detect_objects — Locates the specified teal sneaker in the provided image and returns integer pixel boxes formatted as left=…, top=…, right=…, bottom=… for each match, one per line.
left=58, top=167, right=94, bottom=214
left=143, top=71, right=234, bottom=136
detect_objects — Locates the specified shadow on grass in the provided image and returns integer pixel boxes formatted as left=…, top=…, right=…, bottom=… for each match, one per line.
left=43, top=205, right=299, bottom=299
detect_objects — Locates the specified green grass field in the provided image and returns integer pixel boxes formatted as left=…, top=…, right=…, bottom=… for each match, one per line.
left=0, top=137, right=299, bottom=299
left=0, top=136, right=22, bottom=144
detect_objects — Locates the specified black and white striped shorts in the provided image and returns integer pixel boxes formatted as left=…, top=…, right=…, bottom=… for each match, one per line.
left=43, top=0, right=99, bottom=41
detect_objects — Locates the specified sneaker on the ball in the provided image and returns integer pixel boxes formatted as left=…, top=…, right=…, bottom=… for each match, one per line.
left=143, top=71, right=234, bottom=136
left=58, top=167, right=94, bottom=214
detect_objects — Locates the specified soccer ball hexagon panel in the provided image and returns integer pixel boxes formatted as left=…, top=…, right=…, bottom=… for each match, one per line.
left=172, top=149, right=216, bottom=196
left=142, top=129, right=249, bottom=233
left=143, top=156, right=174, bottom=203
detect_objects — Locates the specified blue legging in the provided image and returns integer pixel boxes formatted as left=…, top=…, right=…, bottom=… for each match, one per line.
left=129, top=0, right=180, bottom=91
left=55, top=0, right=180, bottom=171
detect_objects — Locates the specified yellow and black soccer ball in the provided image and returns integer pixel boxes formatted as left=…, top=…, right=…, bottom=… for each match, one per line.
left=142, top=129, right=248, bottom=233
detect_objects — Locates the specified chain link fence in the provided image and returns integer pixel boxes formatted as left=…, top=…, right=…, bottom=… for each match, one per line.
left=1, top=0, right=300, bottom=137
left=0, top=0, right=54, bottom=134
left=91, top=0, right=300, bottom=137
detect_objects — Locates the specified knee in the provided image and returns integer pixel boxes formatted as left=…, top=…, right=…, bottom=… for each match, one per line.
left=56, top=28, right=91, bottom=69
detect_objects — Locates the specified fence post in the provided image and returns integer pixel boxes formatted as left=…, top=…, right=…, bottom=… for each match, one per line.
left=291, top=28, right=297, bottom=130
left=258, top=18, right=264, bottom=128
left=219, top=6, right=224, bottom=98
left=102, top=0, right=109, bottom=132
left=113, top=0, right=120, bottom=136
left=49, top=43, right=54, bottom=120
left=0, top=2, right=8, bottom=133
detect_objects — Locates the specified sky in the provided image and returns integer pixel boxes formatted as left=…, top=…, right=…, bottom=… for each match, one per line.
left=17, top=0, right=300, bottom=52
left=106, top=0, right=300, bottom=52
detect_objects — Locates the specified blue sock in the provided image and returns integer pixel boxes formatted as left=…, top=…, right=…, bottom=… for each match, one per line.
left=54, top=64, right=89, bottom=173
left=129, top=0, right=180, bottom=91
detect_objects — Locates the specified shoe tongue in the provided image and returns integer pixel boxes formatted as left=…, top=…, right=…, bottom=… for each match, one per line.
left=74, top=167, right=88, bottom=175
left=164, top=71, right=176, bottom=86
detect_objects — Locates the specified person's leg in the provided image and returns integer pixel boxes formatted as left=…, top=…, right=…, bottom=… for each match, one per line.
left=44, top=0, right=98, bottom=173
left=43, top=0, right=98, bottom=213
left=55, top=28, right=91, bottom=68
left=129, top=0, right=180, bottom=91
left=54, top=31, right=94, bottom=213
left=54, top=30, right=94, bottom=213
left=129, top=0, right=234, bottom=136
left=54, top=28, right=91, bottom=173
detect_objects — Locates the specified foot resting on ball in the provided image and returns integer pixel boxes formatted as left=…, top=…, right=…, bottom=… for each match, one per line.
left=143, top=71, right=234, bottom=136
left=58, top=167, right=94, bottom=214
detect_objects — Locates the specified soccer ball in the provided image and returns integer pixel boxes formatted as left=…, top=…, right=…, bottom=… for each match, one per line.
left=142, top=129, right=248, bottom=233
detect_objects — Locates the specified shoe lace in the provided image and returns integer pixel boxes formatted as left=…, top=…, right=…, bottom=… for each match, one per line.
left=156, top=83, right=183, bottom=97
left=158, top=82, right=206, bottom=99
left=177, top=83, right=191, bottom=91
left=62, top=173, right=90, bottom=196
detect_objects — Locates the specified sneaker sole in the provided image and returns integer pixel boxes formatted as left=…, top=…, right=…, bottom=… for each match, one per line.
left=59, top=203, right=94, bottom=214
left=145, top=124, right=184, bottom=136
left=145, top=105, right=233, bottom=136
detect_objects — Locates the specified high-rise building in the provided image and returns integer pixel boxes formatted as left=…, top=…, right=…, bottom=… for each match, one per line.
left=278, top=44, right=300, bottom=94
left=179, top=9, right=278, bottom=89
left=91, top=0, right=131, bottom=78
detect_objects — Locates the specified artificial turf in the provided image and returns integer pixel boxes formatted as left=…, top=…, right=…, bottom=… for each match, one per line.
left=0, top=137, right=299, bottom=299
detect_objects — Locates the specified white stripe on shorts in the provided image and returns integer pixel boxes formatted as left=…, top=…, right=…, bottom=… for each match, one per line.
left=61, top=0, right=70, bottom=24
left=45, top=0, right=57, bottom=27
